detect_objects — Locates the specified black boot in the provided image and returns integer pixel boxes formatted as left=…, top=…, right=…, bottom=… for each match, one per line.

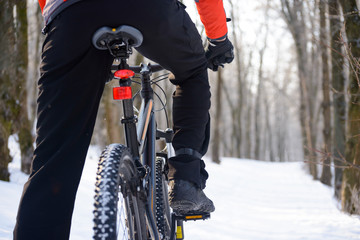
left=168, top=179, right=215, bottom=214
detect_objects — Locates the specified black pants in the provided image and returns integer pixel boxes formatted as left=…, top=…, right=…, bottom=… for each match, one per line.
left=14, top=0, right=210, bottom=239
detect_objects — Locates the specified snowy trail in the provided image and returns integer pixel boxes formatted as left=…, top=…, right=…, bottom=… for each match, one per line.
left=185, top=158, right=360, bottom=240
left=1, top=143, right=359, bottom=240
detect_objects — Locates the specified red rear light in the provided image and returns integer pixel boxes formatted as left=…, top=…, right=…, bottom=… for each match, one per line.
left=113, top=86, right=132, bottom=100
left=114, top=69, right=135, bottom=79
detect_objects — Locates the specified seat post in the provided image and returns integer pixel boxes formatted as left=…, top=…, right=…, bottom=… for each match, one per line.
left=108, top=41, right=132, bottom=59
left=118, top=58, right=129, bottom=70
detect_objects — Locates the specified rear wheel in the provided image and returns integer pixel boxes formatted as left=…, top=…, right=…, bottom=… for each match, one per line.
left=93, top=144, right=148, bottom=240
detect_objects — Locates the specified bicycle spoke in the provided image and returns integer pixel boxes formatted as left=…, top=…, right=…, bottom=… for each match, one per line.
left=117, top=195, right=128, bottom=240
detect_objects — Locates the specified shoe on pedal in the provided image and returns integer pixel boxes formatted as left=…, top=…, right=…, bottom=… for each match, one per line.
left=168, top=179, right=215, bottom=215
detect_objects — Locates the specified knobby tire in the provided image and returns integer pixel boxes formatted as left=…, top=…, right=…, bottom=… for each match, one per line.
left=155, top=157, right=172, bottom=240
left=93, top=144, right=148, bottom=240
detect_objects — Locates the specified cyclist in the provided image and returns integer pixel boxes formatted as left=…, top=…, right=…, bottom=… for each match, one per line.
left=14, top=0, right=234, bottom=239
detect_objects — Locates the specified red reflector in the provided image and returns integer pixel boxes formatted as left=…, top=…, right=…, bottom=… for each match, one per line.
left=113, top=86, right=132, bottom=100
left=114, top=69, right=135, bottom=79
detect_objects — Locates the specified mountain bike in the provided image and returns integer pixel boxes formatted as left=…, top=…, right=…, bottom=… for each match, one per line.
left=91, top=25, right=210, bottom=240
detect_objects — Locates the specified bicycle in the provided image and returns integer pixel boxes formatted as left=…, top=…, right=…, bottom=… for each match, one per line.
left=91, top=25, right=210, bottom=240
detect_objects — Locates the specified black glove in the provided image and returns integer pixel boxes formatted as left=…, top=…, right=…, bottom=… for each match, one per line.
left=205, top=37, right=234, bottom=71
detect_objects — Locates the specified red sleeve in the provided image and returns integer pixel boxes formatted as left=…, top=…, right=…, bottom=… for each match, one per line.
left=195, top=0, right=228, bottom=40
left=39, top=0, right=46, bottom=12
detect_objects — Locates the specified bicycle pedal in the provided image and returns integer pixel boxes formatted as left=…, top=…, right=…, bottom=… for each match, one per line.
left=174, top=212, right=211, bottom=221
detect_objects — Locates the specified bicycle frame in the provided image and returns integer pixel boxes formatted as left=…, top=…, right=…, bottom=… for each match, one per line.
left=92, top=25, right=210, bottom=240
left=117, top=62, right=172, bottom=240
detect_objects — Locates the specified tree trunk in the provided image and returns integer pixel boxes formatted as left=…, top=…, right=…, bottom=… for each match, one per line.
left=245, top=97, right=253, bottom=159
left=319, top=0, right=332, bottom=186
left=15, top=0, right=33, bottom=174
left=27, top=0, right=43, bottom=124
left=339, top=0, right=360, bottom=214
left=255, top=0, right=270, bottom=161
left=0, top=1, right=33, bottom=177
left=254, top=50, right=264, bottom=161
left=264, top=88, right=275, bottom=162
left=0, top=1, right=36, bottom=176
left=212, top=68, right=223, bottom=164
left=230, top=0, right=243, bottom=158
left=280, top=0, right=318, bottom=179
left=0, top=1, right=14, bottom=181
left=329, top=0, right=346, bottom=198
left=222, top=81, right=237, bottom=156
left=244, top=53, right=253, bottom=159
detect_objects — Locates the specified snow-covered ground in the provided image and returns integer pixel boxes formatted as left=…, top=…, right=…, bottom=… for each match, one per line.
left=1, top=136, right=360, bottom=240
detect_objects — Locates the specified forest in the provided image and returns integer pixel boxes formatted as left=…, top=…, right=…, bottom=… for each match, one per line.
left=0, top=0, right=359, bottom=216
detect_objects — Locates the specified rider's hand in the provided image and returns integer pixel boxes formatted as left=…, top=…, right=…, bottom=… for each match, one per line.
left=205, top=37, right=234, bottom=71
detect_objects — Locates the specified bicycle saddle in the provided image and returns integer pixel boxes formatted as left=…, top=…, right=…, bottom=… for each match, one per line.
left=92, top=25, right=143, bottom=50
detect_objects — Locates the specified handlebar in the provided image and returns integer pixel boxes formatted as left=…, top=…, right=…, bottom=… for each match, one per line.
left=111, top=63, right=164, bottom=75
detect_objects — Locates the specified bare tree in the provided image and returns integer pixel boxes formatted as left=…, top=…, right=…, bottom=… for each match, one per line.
left=280, top=0, right=318, bottom=178
left=275, top=66, right=293, bottom=162
left=228, top=0, right=244, bottom=158
left=0, top=1, right=33, bottom=178
left=338, top=0, right=360, bottom=214
left=244, top=52, right=254, bottom=160
left=27, top=0, right=43, bottom=125
left=212, top=68, right=223, bottom=164
left=254, top=48, right=265, bottom=160
left=254, top=0, right=270, bottom=161
left=319, top=0, right=332, bottom=186
left=264, top=82, right=275, bottom=162
left=329, top=0, right=346, bottom=198
left=0, top=0, right=17, bottom=181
